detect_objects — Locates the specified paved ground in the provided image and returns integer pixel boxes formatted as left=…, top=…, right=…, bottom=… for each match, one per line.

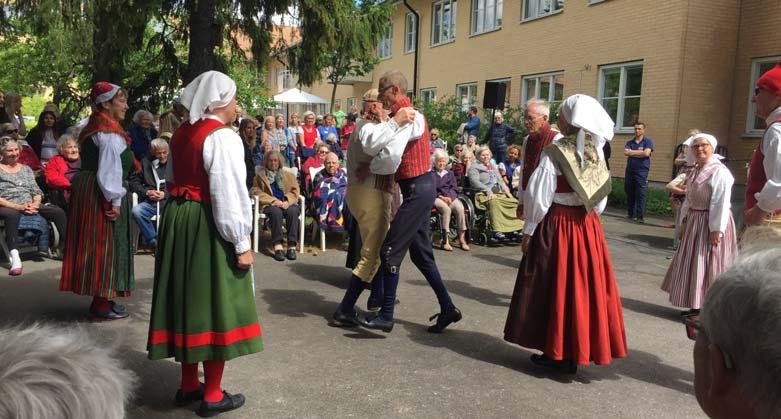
left=0, top=210, right=706, bottom=419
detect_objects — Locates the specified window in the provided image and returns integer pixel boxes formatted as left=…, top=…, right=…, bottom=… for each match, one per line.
left=405, top=13, right=417, bottom=53
left=472, top=0, right=502, bottom=34
left=432, top=0, right=457, bottom=46
left=346, top=97, right=356, bottom=111
left=420, top=88, right=437, bottom=105
left=456, top=83, right=478, bottom=111
left=523, top=0, right=563, bottom=21
left=521, top=71, right=564, bottom=108
left=598, top=61, right=643, bottom=132
left=377, top=23, right=392, bottom=59
left=746, top=56, right=781, bottom=135
left=276, top=69, right=293, bottom=92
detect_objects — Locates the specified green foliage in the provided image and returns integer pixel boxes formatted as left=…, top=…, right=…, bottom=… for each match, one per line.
left=608, top=178, right=672, bottom=216
left=228, top=61, right=275, bottom=116
left=21, top=95, right=49, bottom=119
left=417, top=96, right=468, bottom=146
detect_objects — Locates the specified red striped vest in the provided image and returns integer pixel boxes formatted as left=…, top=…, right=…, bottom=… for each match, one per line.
left=168, top=118, right=227, bottom=202
left=392, top=97, right=431, bottom=180
left=745, top=114, right=781, bottom=215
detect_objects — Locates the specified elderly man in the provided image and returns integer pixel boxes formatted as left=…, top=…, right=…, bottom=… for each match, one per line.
left=623, top=122, right=654, bottom=223
left=158, top=96, right=189, bottom=135
left=129, top=138, right=169, bottom=248
left=483, top=111, right=517, bottom=164
left=691, top=246, right=781, bottom=418
left=516, top=99, right=563, bottom=220
left=744, top=62, right=781, bottom=227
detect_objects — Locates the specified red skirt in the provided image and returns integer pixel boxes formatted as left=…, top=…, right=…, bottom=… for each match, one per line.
left=504, top=205, right=627, bottom=365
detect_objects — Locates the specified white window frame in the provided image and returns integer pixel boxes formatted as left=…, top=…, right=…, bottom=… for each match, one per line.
left=522, top=0, right=563, bottom=22
left=276, top=68, right=293, bottom=92
left=432, top=0, right=457, bottom=46
left=420, top=88, right=437, bottom=105
left=404, top=13, right=417, bottom=54
left=471, top=0, right=502, bottom=35
left=521, top=71, right=564, bottom=107
left=598, top=61, right=644, bottom=133
left=746, top=56, right=781, bottom=137
left=377, top=23, right=393, bottom=59
left=456, top=82, right=478, bottom=111
left=346, top=97, right=356, bottom=111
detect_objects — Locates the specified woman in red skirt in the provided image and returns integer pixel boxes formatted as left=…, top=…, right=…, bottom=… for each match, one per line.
left=504, top=94, right=627, bottom=373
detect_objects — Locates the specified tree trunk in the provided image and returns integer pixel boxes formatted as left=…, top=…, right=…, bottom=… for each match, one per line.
left=91, top=3, right=117, bottom=83
left=185, top=0, right=221, bottom=84
left=330, top=78, right=338, bottom=114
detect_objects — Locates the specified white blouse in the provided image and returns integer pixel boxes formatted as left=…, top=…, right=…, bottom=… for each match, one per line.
left=94, top=132, right=128, bottom=207
left=756, top=106, right=781, bottom=212
left=516, top=132, right=563, bottom=204
left=522, top=152, right=607, bottom=236
left=366, top=111, right=426, bottom=175
left=680, top=163, right=735, bottom=233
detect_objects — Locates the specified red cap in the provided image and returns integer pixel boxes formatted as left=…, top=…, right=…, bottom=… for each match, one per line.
left=757, top=62, right=781, bottom=96
left=90, top=82, right=121, bottom=104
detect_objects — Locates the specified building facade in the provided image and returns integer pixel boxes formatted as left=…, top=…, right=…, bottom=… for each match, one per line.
left=267, top=0, right=781, bottom=184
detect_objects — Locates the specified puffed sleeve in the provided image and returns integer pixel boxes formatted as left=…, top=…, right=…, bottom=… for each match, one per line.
left=756, top=124, right=781, bottom=212
left=203, top=128, right=253, bottom=254
left=95, top=132, right=128, bottom=207
left=522, top=153, right=557, bottom=236
left=709, top=165, right=734, bottom=233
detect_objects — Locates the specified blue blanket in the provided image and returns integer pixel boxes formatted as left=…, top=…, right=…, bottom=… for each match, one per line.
left=18, top=214, right=50, bottom=252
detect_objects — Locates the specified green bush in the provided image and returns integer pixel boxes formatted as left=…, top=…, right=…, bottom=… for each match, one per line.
left=608, top=178, right=672, bottom=217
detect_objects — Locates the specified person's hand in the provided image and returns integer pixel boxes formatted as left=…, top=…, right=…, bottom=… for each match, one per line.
left=670, top=199, right=679, bottom=209
left=280, top=200, right=290, bottom=209
left=104, top=205, right=121, bottom=221
left=393, top=107, right=416, bottom=126
left=516, top=205, right=524, bottom=220
left=486, top=192, right=495, bottom=201
left=236, top=250, right=254, bottom=269
left=522, top=235, right=532, bottom=254
left=272, top=200, right=283, bottom=207
left=709, top=231, right=722, bottom=246
left=744, top=206, right=768, bottom=226
left=22, top=203, right=37, bottom=215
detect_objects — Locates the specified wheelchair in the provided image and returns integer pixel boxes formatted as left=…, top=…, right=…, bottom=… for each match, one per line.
left=429, top=192, right=475, bottom=245
left=459, top=185, right=523, bottom=246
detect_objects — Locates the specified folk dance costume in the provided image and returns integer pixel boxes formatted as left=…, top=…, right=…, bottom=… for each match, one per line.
left=504, top=94, right=627, bottom=372
left=59, top=82, right=135, bottom=320
left=662, top=134, right=736, bottom=310
left=146, top=72, right=261, bottom=417
left=516, top=122, right=563, bottom=207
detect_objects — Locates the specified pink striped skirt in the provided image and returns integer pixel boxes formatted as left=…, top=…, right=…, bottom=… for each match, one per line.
left=661, top=209, right=737, bottom=309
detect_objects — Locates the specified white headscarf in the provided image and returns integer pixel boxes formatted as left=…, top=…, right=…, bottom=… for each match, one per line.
left=181, top=71, right=237, bottom=124
left=682, top=133, right=724, bottom=165
left=557, top=94, right=615, bottom=166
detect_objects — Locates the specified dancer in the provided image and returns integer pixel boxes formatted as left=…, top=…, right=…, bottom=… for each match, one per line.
left=147, top=71, right=262, bottom=417
left=516, top=99, right=562, bottom=220
left=59, top=82, right=135, bottom=320
left=504, top=94, right=627, bottom=373
left=359, top=70, right=462, bottom=334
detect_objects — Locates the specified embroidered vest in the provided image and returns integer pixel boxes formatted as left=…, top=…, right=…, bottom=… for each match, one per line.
left=168, top=118, right=227, bottom=202
left=392, top=97, right=431, bottom=180
left=522, top=123, right=559, bottom=189
left=745, top=114, right=781, bottom=214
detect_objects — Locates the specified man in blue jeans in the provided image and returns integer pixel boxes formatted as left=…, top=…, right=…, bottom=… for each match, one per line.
left=623, top=122, right=653, bottom=223
left=129, top=138, right=169, bottom=248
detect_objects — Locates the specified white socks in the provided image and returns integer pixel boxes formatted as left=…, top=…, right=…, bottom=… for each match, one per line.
left=9, top=249, right=21, bottom=270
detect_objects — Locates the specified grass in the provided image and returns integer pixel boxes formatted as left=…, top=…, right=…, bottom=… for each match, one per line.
left=608, top=178, right=672, bottom=217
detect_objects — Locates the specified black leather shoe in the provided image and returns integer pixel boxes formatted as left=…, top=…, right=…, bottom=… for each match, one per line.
left=273, top=250, right=285, bottom=261
left=636, top=218, right=645, bottom=224
left=427, top=307, right=462, bottom=333
left=286, top=248, right=297, bottom=260
left=197, top=391, right=245, bottom=417
left=109, top=300, right=126, bottom=313
left=358, top=313, right=394, bottom=333
left=530, top=354, right=578, bottom=374
left=332, top=308, right=360, bottom=327
left=174, top=384, right=204, bottom=406
left=91, top=309, right=129, bottom=321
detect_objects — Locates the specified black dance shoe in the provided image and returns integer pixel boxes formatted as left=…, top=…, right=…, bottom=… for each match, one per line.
left=530, top=354, right=578, bottom=374
left=286, top=249, right=297, bottom=260
left=332, top=308, right=360, bottom=327
left=273, top=250, right=285, bottom=261
left=358, top=313, right=394, bottom=333
left=174, top=384, right=204, bottom=406
left=427, top=307, right=462, bottom=333
left=197, top=391, right=245, bottom=418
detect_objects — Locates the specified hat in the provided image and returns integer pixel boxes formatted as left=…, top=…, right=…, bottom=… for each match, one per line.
left=181, top=71, right=237, bottom=123
left=757, top=62, right=781, bottom=96
left=90, top=82, right=121, bottom=105
left=558, top=94, right=615, bottom=166
left=362, top=89, right=379, bottom=102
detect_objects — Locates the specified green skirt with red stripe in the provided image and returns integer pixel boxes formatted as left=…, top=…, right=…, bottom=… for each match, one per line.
left=147, top=198, right=263, bottom=363
left=59, top=170, right=134, bottom=297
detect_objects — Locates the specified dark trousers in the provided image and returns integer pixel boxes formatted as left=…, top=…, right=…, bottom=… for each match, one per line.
left=378, top=172, right=454, bottom=321
left=490, top=146, right=507, bottom=165
left=0, top=204, right=67, bottom=250
left=264, top=204, right=300, bottom=245
left=625, top=168, right=649, bottom=219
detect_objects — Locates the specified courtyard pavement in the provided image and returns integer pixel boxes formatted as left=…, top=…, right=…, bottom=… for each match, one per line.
left=0, top=210, right=707, bottom=419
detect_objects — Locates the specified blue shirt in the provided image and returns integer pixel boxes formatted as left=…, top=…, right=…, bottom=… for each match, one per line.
left=625, top=136, right=654, bottom=172
left=465, top=115, right=480, bottom=136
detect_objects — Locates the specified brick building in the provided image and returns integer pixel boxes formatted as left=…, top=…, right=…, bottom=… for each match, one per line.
left=267, top=0, right=781, bottom=184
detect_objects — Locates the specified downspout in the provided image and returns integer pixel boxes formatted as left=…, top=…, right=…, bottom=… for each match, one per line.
left=402, top=0, right=419, bottom=98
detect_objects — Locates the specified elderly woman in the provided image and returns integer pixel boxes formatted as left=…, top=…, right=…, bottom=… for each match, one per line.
left=261, top=114, right=285, bottom=155
left=26, top=110, right=61, bottom=163
left=464, top=134, right=478, bottom=157
left=430, top=128, right=446, bottom=150
left=449, top=143, right=464, bottom=167
left=0, top=137, right=67, bottom=275
left=662, top=133, right=736, bottom=316
left=299, top=111, right=321, bottom=159
left=432, top=149, right=469, bottom=251
left=252, top=150, right=301, bottom=261
left=1, top=123, right=41, bottom=171
left=129, top=109, right=158, bottom=160
left=284, top=113, right=300, bottom=167
left=312, top=152, right=348, bottom=232
left=44, top=134, right=81, bottom=206
left=468, top=146, right=523, bottom=237
left=451, top=150, right=472, bottom=179
left=319, top=114, right=342, bottom=158
left=302, top=143, right=330, bottom=193
left=239, top=118, right=259, bottom=190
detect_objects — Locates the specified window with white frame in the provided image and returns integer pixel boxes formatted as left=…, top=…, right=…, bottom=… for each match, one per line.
left=405, top=13, right=417, bottom=53
left=377, top=23, right=392, bottom=59
left=456, top=83, right=478, bottom=111
left=746, top=56, right=781, bottom=135
left=346, top=97, right=356, bottom=111
left=432, top=0, right=457, bottom=46
left=522, top=71, right=564, bottom=108
left=598, top=61, right=643, bottom=131
left=472, top=0, right=502, bottom=34
left=276, top=68, right=293, bottom=92
left=523, top=0, right=563, bottom=21
left=420, top=88, right=437, bottom=105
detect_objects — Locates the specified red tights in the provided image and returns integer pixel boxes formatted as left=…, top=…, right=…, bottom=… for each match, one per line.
left=180, top=361, right=225, bottom=403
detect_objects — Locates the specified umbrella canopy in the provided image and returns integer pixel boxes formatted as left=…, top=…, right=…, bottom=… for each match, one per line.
left=273, top=88, right=330, bottom=104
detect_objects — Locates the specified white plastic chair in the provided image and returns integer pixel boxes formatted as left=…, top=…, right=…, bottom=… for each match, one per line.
left=252, top=194, right=305, bottom=254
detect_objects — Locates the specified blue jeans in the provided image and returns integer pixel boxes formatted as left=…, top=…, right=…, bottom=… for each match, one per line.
left=132, top=201, right=159, bottom=244
left=625, top=168, right=648, bottom=219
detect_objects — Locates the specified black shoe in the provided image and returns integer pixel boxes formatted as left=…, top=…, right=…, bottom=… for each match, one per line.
left=197, top=391, right=245, bottom=418
left=174, top=384, right=204, bottom=406
left=680, top=309, right=700, bottom=317
left=427, top=307, right=462, bottom=333
left=494, top=232, right=506, bottom=240
left=109, top=300, right=126, bottom=313
left=286, top=248, right=297, bottom=260
left=358, top=313, right=394, bottom=333
left=636, top=218, right=645, bottom=224
left=332, top=308, right=360, bottom=327
left=273, top=250, right=285, bottom=261
left=530, top=354, right=578, bottom=374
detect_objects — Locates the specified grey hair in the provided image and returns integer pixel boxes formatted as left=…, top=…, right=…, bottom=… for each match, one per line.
left=302, top=110, right=315, bottom=120
left=431, top=148, right=449, bottom=166
left=150, top=138, right=169, bottom=152
left=264, top=150, right=283, bottom=167
left=525, top=98, right=551, bottom=117
left=494, top=111, right=503, bottom=118
left=379, top=70, right=409, bottom=93
left=700, top=247, right=781, bottom=419
left=56, top=134, right=79, bottom=155
left=461, top=151, right=474, bottom=162
left=0, top=323, right=137, bottom=419
left=132, top=109, right=153, bottom=125
left=475, top=145, right=492, bottom=158
left=0, top=137, right=19, bottom=154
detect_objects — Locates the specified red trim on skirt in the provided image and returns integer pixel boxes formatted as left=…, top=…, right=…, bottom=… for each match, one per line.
left=149, top=323, right=262, bottom=348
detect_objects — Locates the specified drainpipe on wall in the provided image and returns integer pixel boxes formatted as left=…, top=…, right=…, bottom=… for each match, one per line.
left=402, top=0, right=419, bottom=98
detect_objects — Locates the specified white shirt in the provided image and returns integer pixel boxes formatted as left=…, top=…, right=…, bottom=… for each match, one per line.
left=680, top=163, right=734, bottom=233
left=755, top=106, right=781, bottom=212
left=94, top=132, right=128, bottom=207
left=522, top=152, right=607, bottom=235
left=367, top=111, right=426, bottom=175
left=516, top=132, right=564, bottom=204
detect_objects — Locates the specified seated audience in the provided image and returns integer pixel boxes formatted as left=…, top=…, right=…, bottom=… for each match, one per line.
left=239, top=118, right=260, bottom=190
left=449, top=143, right=464, bottom=168
left=1, top=123, right=41, bottom=172
left=432, top=149, right=469, bottom=251
left=312, top=152, right=347, bottom=233
left=430, top=128, right=446, bottom=150
left=26, top=110, right=61, bottom=164
left=128, top=110, right=158, bottom=160
left=129, top=138, right=169, bottom=248
left=452, top=150, right=473, bottom=180
left=468, top=146, right=523, bottom=239
left=504, top=144, right=522, bottom=194
left=252, top=151, right=300, bottom=262
left=44, top=134, right=81, bottom=207
left=302, top=143, right=330, bottom=193
left=464, top=134, right=478, bottom=157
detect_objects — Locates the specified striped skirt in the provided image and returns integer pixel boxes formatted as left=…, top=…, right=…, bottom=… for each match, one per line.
left=661, top=209, right=737, bottom=309
left=59, top=171, right=134, bottom=298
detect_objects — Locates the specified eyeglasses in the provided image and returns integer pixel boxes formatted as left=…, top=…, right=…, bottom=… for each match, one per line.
left=683, top=316, right=734, bottom=369
left=378, top=85, right=394, bottom=95
left=3, top=129, right=18, bottom=134
left=523, top=115, right=542, bottom=122
left=317, top=150, right=328, bottom=154
left=690, top=143, right=712, bottom=149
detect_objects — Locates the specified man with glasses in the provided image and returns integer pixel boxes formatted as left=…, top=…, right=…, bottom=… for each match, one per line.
left=483, top=111, right=517, bottom=164
left=623, top=122, right=654, bottom=223
left=745, top=62, right=781, bottom=227
left=516, top=99, right=562, bottom=220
